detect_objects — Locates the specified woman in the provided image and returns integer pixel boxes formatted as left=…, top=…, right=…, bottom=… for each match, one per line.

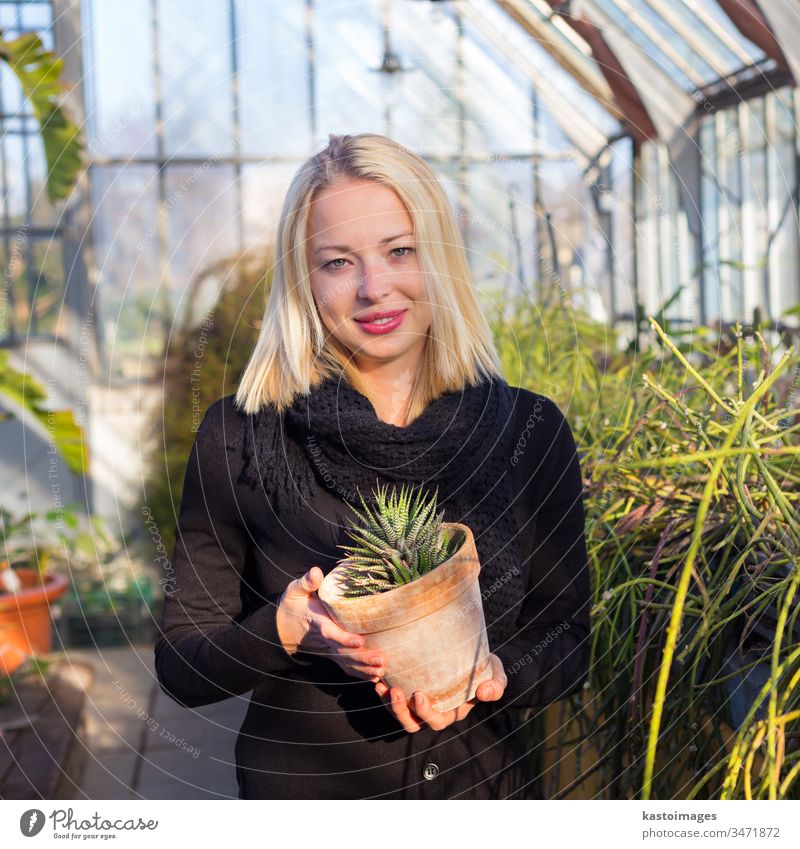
left=154, top=132, right=591, bottom=799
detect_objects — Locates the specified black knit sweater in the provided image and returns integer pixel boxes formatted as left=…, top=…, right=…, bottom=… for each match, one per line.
left=153, top=387, right=591, bottom=799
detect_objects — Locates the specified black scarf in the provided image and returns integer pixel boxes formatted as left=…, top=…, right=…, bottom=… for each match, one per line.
left=235, top=372, right=524, bottom=651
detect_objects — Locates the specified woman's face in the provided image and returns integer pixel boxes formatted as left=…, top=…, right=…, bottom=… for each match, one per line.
left=307, top=177, right=432, bottom=375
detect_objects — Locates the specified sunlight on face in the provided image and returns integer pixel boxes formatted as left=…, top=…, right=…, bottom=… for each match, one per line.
left=307, top=177, right=433, bottom=377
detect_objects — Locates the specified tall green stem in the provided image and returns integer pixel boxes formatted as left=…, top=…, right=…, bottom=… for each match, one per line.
left=641, top=342, right=795, bottom=800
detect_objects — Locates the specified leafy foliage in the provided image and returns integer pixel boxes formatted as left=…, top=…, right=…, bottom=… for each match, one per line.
left=0, top=350, right=88, bottom=475
left=1, top=503, right=115, bottom=585
left=491, top=294, right=800, bottom=800
left=0, top=31, right=84, bottom=201
left=141, top=250, right=272, bottom=556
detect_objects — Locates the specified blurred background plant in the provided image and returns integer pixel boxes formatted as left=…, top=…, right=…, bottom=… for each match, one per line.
left=490, top=292, right=800, bottom=800
left=140, top=248, right=273, bottom=559
left=0, top=351, right=88, bottom=478
left=1, top=502, right=114, bottom=578
left=0, top=30, right=83, bottom=202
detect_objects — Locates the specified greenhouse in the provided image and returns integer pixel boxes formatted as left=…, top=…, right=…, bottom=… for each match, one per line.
left=0, top=0, right=799, bottom=809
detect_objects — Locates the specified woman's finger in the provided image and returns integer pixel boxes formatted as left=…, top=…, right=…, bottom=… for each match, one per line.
left=410, top=691, right=448, bottom=731
left=317, top=618, right=365, bottom=649
left=284, top=566, right=323, bottom=599
left=388, top=688, right=423, bottom=733
left=475, top=654, right=508, bottom=701
left=332, top=658, right=377, bottom=681
left=331, top=644, right=385, bottom=674
left=333, top=644, right=385, bottom=665
left=476, top=680, right=500, bottom=700
left=327, top=645, right=385, bottom=680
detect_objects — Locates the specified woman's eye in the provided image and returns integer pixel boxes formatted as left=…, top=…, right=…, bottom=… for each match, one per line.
left=323, top=247, right=413, bottom=271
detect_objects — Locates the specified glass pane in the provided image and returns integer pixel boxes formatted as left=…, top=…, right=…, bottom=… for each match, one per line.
left=241, top=161, right=298, bottom=251
left=237, top=1, right=311, bottom=155
left=433, top=158, right=467, bottom=223
left=462, top=16, right=533, bottom=155
left=90, top=165, right=161, bottom=380
left=164, top=164, right=240, bottom=326
left=699, top=116, right=720, bottom=324
left=608, top=137, right=635, bottom=322
left=81, top=0, right=157, bottom=158
left=463, top=161, right=535, bottom=306
left=0, top=1, right=51, bottom=31
left=741, top=100, right=767, bottom=317
left=0, top=5, right=21, bottom=28
left=716, top=108, right=743, bottom=321
left=768, top=89, right=799, bottom=324
left=685, top=0, right=766, bottom=67
left=387, top=0, right=461, bottom=155
left=312, top=0, right=384, bottom=137
left=623, top=0, right=720, bottom=82
left=0, top=60, right=24, bottom=116
left=157, top=0, right=235, bottom=157
left=18, top=1, right=53, bottom=32
left=595, top=0, right=740, bottom=87
left=2, top=132, right=28, bottom=228
left=636, top=142, right=662, bottom=318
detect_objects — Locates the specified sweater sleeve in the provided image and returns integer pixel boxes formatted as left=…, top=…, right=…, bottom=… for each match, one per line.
left=154, top=398, right=301, bottom=709
left=491, top=397, right=591, bottom=711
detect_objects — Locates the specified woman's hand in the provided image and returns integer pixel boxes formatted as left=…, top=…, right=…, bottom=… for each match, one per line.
left=374, top=653, right=508, bottom=733
left=276, top=566, right=385, bottom=681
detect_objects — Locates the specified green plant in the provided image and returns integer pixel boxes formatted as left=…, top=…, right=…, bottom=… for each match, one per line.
left=1, top=503, right=116, bottom=592
left=490, top=290, right=800, bottom=799
left=0, top=30, right=83, bottom=201
left=0, top=657, right=54, bottom=709
left=0, top=351, right=88, bottom=475
left=335, top=481, right=465, bottom=598
left=142, top=249, right=272, bottom=557
left=0, top=507, right=35, bottom=592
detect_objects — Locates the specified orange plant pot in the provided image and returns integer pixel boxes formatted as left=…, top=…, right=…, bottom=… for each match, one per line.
left=0, top=568, right=69, bottom=676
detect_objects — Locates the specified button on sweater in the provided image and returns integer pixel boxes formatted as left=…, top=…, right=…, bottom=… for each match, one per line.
left=153, top=386, right=591, bottom=799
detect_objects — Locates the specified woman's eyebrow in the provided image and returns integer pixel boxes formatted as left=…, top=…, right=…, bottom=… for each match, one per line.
left=314, top=232, right=414, bottom=255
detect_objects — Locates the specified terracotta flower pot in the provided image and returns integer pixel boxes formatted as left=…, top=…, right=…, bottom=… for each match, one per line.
left=318, top=522, right=493, bottom=711
left=0, top=567, right=69, bottom=676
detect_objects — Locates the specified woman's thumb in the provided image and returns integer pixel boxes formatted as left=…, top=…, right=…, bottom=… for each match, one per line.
left=291, top=566, right=322, bottom=596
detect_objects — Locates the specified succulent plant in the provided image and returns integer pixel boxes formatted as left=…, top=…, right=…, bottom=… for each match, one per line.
left=335, top=481, right=465, bottom=598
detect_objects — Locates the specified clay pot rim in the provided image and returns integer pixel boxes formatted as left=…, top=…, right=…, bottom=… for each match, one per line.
left=318, top=521, right=479, bottom=628
left=0, top=567, right=70, bottom=610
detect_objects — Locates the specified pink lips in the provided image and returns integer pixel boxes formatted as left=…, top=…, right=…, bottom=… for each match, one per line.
left=354, top=310, right=407, bottom=335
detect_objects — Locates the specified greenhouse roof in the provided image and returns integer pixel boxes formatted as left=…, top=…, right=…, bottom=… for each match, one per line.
left=483, top=0, right=796, bottom=146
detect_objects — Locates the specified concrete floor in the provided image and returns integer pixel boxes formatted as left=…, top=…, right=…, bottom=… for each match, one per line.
left=63, top=644, right=249, bottom=800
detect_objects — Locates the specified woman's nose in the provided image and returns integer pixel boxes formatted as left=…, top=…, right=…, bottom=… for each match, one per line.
left=356, top=261, right=391, bottom=300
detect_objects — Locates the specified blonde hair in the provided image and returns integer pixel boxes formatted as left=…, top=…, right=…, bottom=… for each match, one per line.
left=234, top=132, right=503, bottom=423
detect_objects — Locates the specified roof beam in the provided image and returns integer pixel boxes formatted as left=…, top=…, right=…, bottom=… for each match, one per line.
left=715, top=0, right=790, bottom=74
left=748, top=0, right=800, bottom=85
left=456, top=0, right=611, bottom=166
left=542, top=0, right=657, bottom=142
left=493, top=0, right=622, bottom=121
left=571, top=0, right=696, bottom=142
